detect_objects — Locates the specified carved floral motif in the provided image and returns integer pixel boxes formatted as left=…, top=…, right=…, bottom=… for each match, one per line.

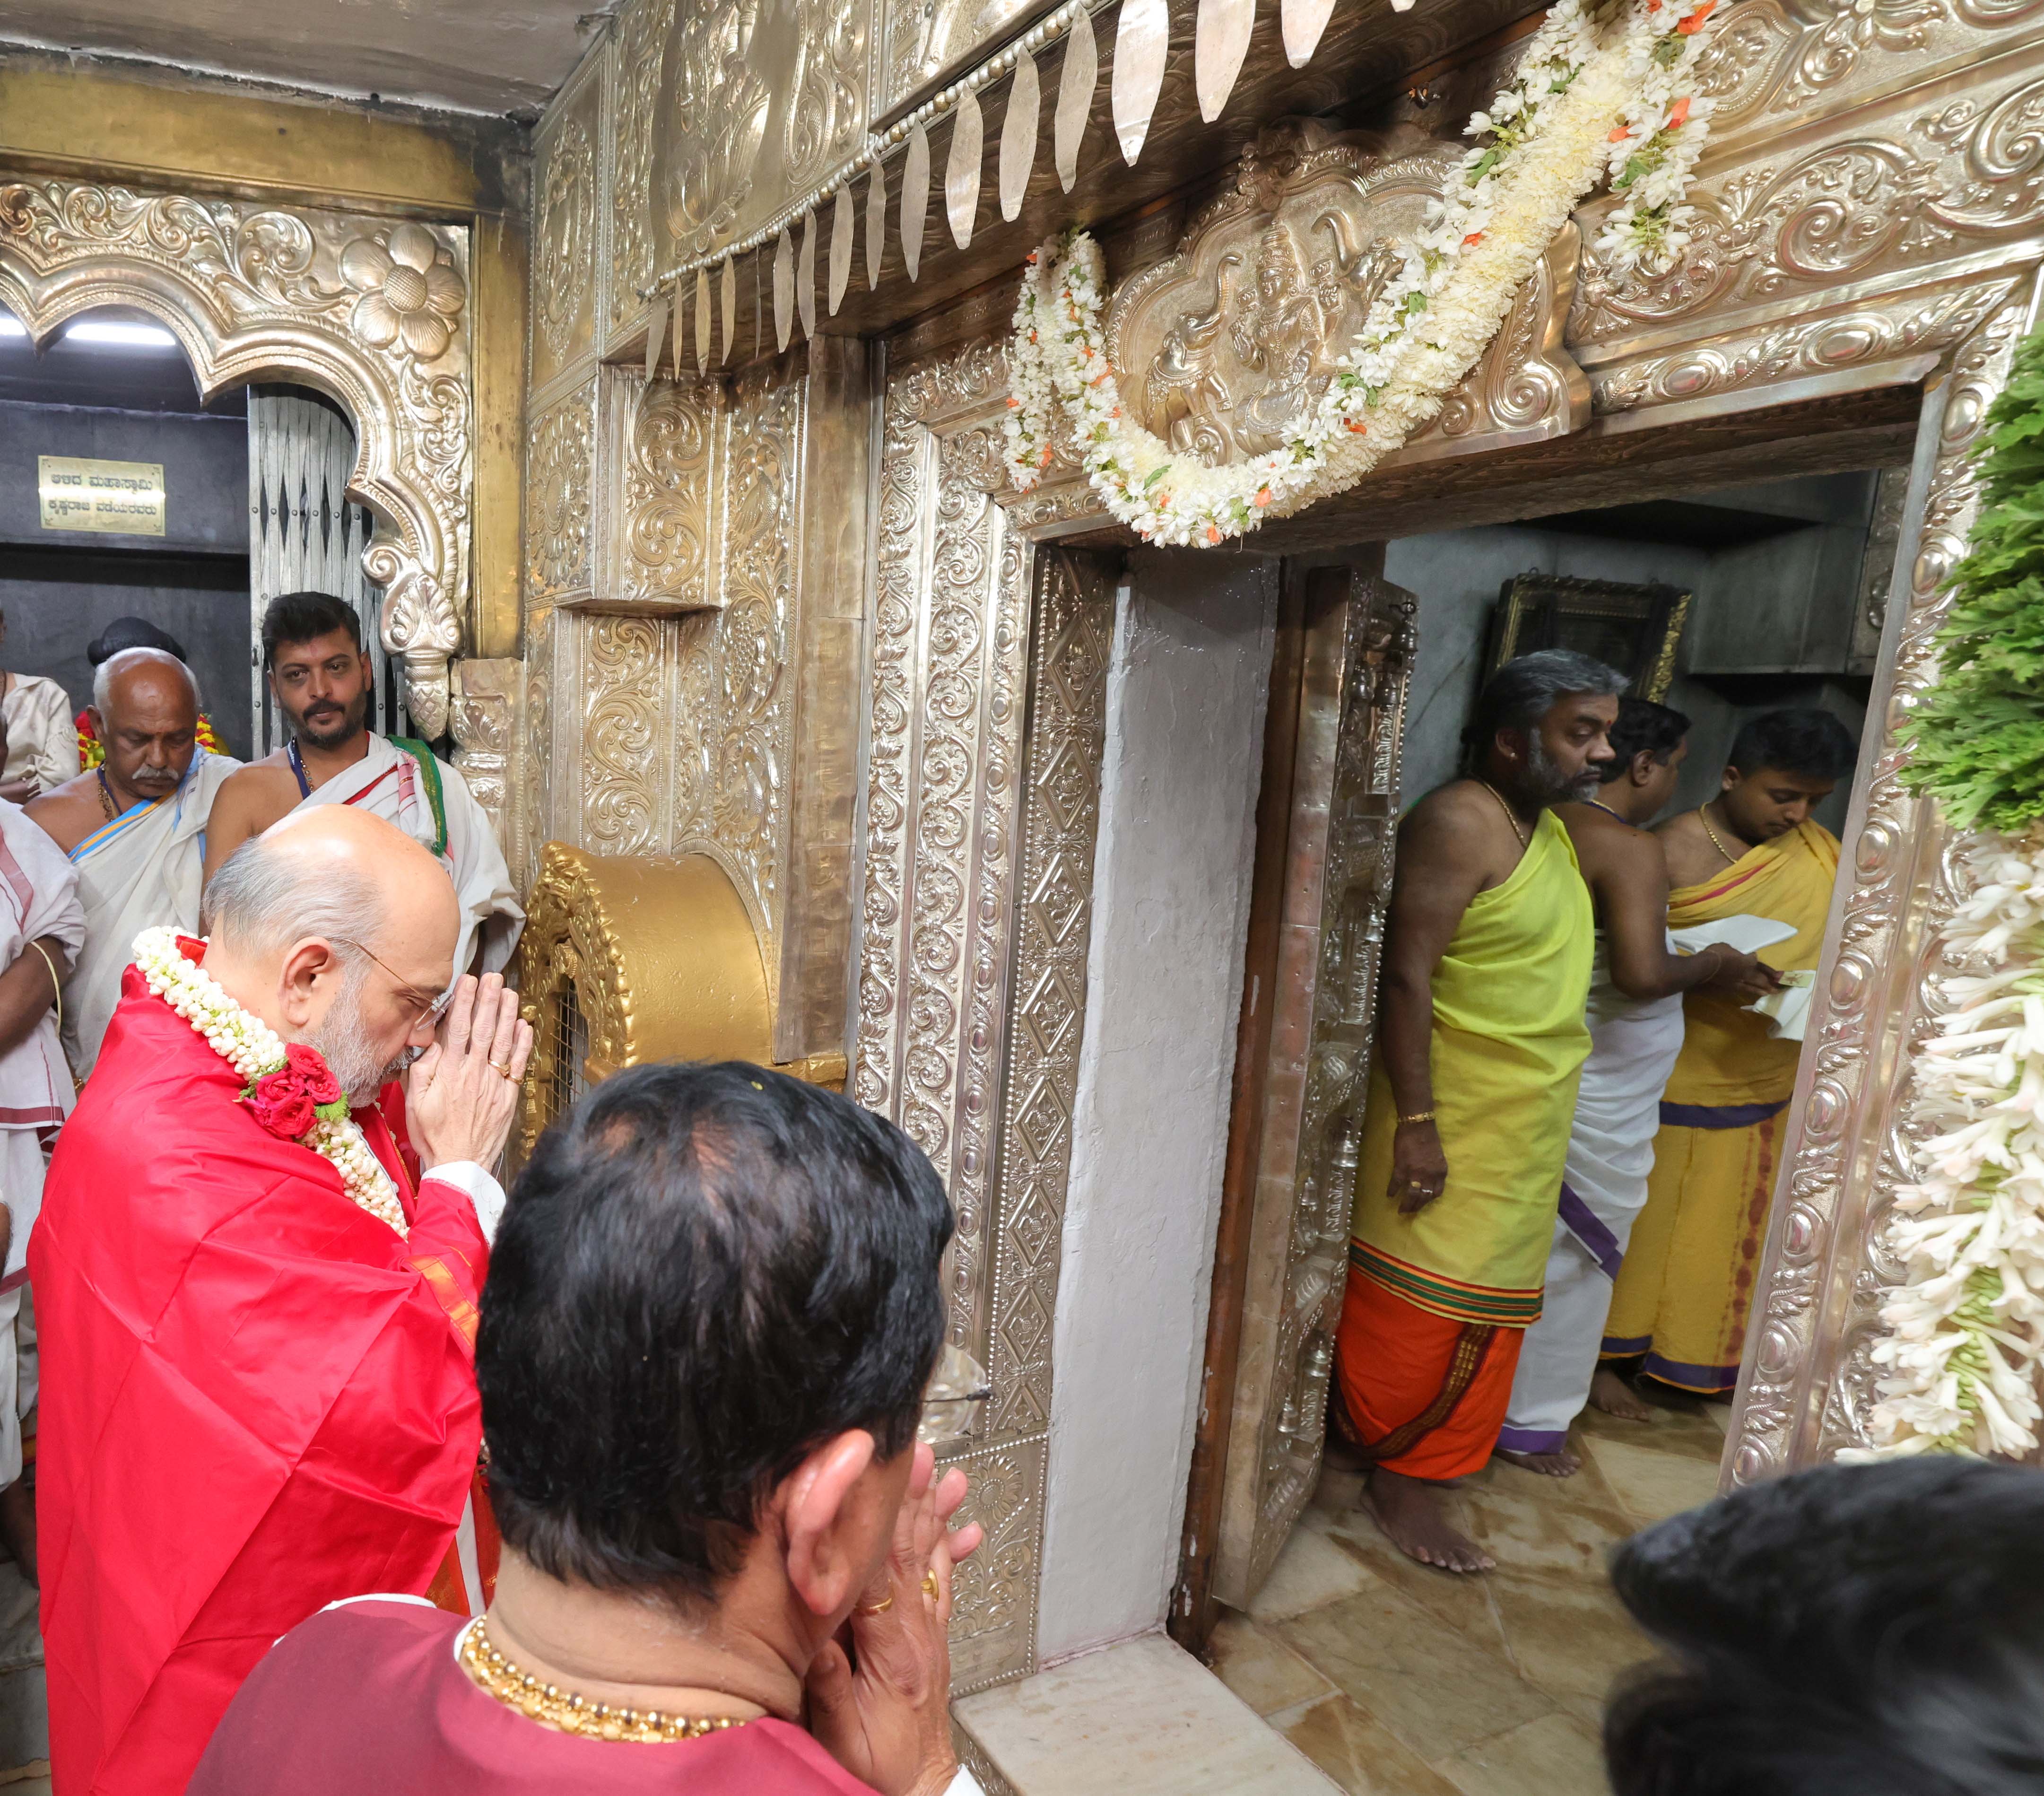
left=536, top=113, right=596, bottom=364
left=623, top=378, right=713, bottom=606
left=526, top=390, right=594, bottom=602
left=609, top=0, right=678, bottom=337
left=339, top=222, right=465, bottom=362
left=584, top=616, right=666, bottom=856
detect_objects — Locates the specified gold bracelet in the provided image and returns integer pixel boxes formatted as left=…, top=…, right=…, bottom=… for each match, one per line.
left=25, top=939, right=60, bottom=1041
left=1398, top=1109, right=1436, bottom=1125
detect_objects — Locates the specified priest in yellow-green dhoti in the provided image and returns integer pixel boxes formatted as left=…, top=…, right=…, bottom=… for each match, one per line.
left=1331, top=650, right=1620, bottom=1573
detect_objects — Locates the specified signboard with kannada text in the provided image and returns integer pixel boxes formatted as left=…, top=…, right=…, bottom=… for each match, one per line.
left=38, top=455, right=166, bottom=536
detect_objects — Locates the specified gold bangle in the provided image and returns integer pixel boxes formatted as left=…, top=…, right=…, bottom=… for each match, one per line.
left=1398, top=1110, right=1436, bottom=1125
left=26, top=939, right=60, bottom=1041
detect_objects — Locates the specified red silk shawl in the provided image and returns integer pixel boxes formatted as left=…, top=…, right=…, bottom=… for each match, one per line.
left=31, top=969, right=487, bottom=1796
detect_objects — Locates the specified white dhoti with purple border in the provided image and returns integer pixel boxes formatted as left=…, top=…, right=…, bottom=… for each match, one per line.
left=1499, top=941, right=1685, bottom=1454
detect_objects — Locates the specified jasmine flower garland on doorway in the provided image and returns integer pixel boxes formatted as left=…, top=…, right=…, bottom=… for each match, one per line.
left=1843, top=327, right=2044, bottom=1460
left=1002, top=0, right=1730, bottom=548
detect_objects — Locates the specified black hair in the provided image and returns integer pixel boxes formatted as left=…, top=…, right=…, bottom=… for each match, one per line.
left=1461, top=649, right=1628, bottom=774
left=1727, top=707, right=1857, bottom=781
left=87, top=616, right=187, bottom=665
left=1605, top=1459, right=2044, bottom=1796
left=1598, top=696, right=1691, bottom=785
left=477, top=1061, right=955, bottom=1604
left=260, top=591, right=362, bottom=669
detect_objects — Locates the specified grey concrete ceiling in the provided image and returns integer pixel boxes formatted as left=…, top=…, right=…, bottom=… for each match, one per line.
left=0, top=0, right=607, bottom=115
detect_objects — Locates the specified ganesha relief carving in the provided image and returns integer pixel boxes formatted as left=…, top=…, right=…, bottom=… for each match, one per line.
left=1104, top=122, right=1586, bottom=475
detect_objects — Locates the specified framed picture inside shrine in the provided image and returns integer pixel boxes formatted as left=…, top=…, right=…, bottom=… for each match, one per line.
left=1484, top=572, right=1692, bottom=701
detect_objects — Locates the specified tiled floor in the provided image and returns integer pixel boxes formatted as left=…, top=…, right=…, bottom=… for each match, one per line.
left=1208, top=1393, right=1730, bottom=1796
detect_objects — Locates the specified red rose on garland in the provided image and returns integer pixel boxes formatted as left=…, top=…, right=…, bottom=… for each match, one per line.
left=241, top=1042, right=349, bottom=1142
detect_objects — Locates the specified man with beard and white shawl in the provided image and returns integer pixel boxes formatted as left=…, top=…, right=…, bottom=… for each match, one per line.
left=1328, top=651, right=1622, bottom=1576
left=27, top=648, right=240, bottom=1081
left=32, top=806, right=533, bottom=1796
left=0, top=708, right=87, bottom=1582
left=202, top=592, right=520, bottom=977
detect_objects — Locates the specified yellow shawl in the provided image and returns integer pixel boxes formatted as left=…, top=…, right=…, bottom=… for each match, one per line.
left=1350, top=808, right=1594, bottom=1326
left=1663, top=819, right=1840, bottom=1109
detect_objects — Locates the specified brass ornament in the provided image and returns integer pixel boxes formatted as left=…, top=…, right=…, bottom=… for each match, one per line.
left=797, top=208, right=818, bottom=341
left=1054, top=7, right=1097, bottom=192
left=947, top=88, right=984, bottom=251
left=866, top=162, right=887, bottom=289
left=1195, top=0, right=1256, bottom=124
left=644, top=295, right=668, bottom=382
left=901, top=122, right=931, bottom=281
left=1000, top=47, right=1041, bottom=224
left=1280, top=0, right=1336, bottom=68
left=829, top=183, right=855, bottom=315
left=773, top=228, right=794, bottom=352
left=1111, top=0, right=1169, bottom=166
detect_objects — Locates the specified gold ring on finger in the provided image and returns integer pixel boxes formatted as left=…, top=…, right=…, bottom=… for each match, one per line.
left=856, top=1592, right=895, bottom=1616
left=490, top=1060, right=515, bottom=1081
left=922, top=1570, right=940, bottom=1601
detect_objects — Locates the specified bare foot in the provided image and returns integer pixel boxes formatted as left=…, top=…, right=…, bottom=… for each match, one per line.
left=1590, top=1366, right=1656, bottom=1422
left=1495, top=1445, right=1581, bottom=1477
left=1362, top=1468, right=1494, bottom=1573
left=0, top=1477, right=35, bottom=1586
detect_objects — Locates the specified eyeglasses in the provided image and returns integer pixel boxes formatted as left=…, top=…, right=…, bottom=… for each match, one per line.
left=333, top=937, right=458, bottom=1027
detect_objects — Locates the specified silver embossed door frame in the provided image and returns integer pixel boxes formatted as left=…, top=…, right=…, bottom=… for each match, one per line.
left=1728, top=277, right=2044, bottom=1483
left=0, top=176, right=473, bottom=734
left=855, top=343, right=1117, bottom=1691
left=1197, top=560, right=1416, bottom=1611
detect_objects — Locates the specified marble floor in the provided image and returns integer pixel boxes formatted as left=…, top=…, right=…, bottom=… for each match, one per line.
left=1208, top=1393, right=1730, bottom=1796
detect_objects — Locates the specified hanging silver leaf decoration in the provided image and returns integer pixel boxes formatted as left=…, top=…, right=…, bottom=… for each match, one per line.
left=865, top=162, right=886, bottom=290
left=1280, top=0, right=1335, bottom=65
left=1000, top=45, right=1040, bottom=222
left=901, top=122, right=931, bottom=281
left=1054, top=7, right=1097, bottom=193
left=946, top=88, right=983, bottom=250
left=797, top=207, right=818, bottom=340
left=773, top=228, right=794, bottom=352
left=695, top=265, right=712, bottom=373
left=1195, top=0, right=1254, bottom=122
left=1111, top=0, right=1168, bottom=166
left=720, top=256, right=735, bottom=364
left=829, top=184, right=855, bottom=315
left=644, top=294, right=667, bottom=382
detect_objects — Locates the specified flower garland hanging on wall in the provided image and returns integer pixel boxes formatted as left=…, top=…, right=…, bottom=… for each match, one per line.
left=1842, top=328, right=2044, bottom=1461
left=1003, top=0, right=1728, bottom=548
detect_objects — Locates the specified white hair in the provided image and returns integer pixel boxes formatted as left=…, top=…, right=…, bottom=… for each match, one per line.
left=92, top=646, right=200, bottom=715
left=200, top=830, right=381, bottom=960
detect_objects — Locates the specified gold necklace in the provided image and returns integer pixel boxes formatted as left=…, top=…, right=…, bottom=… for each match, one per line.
left=1696, top=804, right=1740, bottom=867
left=458, top=1616, right=754, bottom=1745
left=1477, top=781, right=1529, bottom=849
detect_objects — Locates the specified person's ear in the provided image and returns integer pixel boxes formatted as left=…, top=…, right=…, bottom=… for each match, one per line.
left=1720, top=765, right=1740, bottom=795
left=1629, top=749, right=1657, bottom=788
left=1494, top=726, right=1524, bottom=769
left=780, top=1430, right=878, bottom=1619
left=277, top=937, right=345, bottom=1029
left=86, top=706, right=105, bottom=741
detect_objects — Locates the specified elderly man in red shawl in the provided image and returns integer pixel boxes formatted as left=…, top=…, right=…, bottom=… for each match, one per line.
left=30, top=805, right=533, bottom=1796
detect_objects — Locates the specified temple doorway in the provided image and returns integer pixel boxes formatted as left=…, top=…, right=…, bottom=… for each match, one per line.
left=1190, top=465, right=1896, bottom=1793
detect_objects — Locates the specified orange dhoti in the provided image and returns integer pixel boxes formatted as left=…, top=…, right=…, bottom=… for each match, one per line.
left=1331, top=1267, right=1527, bottom=1480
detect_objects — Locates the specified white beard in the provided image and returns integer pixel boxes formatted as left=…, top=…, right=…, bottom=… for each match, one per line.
left=302, top=968, right=415, bottom=1108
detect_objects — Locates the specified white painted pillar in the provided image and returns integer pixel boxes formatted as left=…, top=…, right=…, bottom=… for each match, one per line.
left=1035, top=552, right=1278, bottom=1663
